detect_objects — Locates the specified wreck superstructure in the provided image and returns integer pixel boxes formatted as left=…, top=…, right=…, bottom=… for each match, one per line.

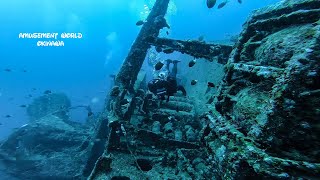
left=86, top=0, right=232, bottom=179
left=0, top=0, right=319, bottom=179
left=86, top=0, right=320, bottom=179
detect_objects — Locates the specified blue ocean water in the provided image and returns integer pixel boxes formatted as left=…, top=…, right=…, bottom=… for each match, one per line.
left=0, top=0, right=279, bottom=140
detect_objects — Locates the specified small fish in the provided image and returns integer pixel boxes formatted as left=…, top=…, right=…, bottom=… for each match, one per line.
left=136, top=20, right=144, bottom=26
left=4, top=115, right=12, bottom=118
left=20, top=105, right=27, bottom=108
left=0, top=122, right=3, bottom=126
left=28, top=94, right=33, bottom=98
left=166, top=31, right=169, bottom=35
left=155, top=61, right=164, bottom=70
left=4, top=68, right=11, bottom=72
left=22, top=69, right=27, bottom=73
left=208, top=82, right=215, bottom=88
left=237, top=0, right=242, bottom=4
left=218, top=1, right=228, bottom=9
left=20, top=124, right=28, bottom=128
left=32, top=88, right=37, bottom=91
left=205, top=82, right=216, bottom=94
left=189, top=59, right=197, bottom=67
left=191, top=80, right=198, bottom=85
left=44, top=90, right=52, bottom=94
left=206, top=0, right=217, bottom=8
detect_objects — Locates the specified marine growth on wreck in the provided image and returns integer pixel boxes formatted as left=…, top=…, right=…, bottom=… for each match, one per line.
left=0, top=0, right=319, bottom=179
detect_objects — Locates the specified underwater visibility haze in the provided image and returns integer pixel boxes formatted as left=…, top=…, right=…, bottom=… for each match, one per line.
left=0, top=0, right=319, bottom=179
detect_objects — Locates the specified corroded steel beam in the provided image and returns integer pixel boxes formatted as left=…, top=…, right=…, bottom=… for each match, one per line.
left=115, top=0, right=171, bottom=90
left=87, top=0, right=171, bottom=179
left=149, top=37, right=233, bottom=64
